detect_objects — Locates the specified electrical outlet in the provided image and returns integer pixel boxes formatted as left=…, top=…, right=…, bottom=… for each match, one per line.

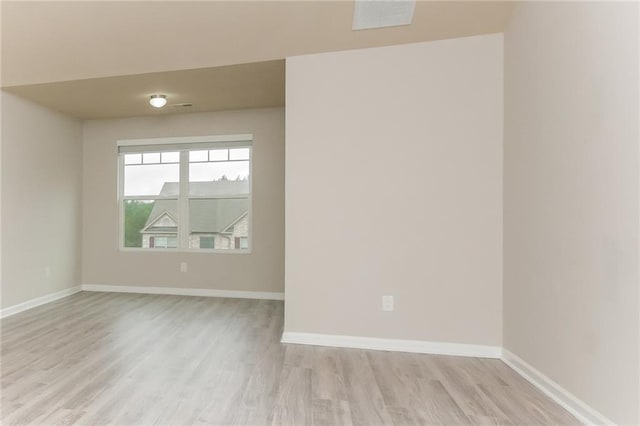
left=45, top=266, right=51, bottom=278
left=382, top=295, right=394, bottom=312
left=180, top=262, right=187, bottom=273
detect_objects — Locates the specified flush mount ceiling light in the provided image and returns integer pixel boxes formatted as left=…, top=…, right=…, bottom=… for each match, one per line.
left=149, top=94, right=167, bottom=108
left=353, top=0, right=416, bottom=30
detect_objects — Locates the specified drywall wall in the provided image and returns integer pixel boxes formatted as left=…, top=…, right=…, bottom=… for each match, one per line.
left=503, top=2, right=639, bottom=424
left=81, top=108, right=284, bottom=293
left=1, top=91, right=83, bottom=308
left=285, top=34, right=503, bottom=346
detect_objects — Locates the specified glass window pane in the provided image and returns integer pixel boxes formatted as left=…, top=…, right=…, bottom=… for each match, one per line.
left=124, top=199, right=178, bottom=248
left=200, top=236, right=215, bottom=249
left=143, top=152, right=161, bottom=164
left=121, top=145, right=252, bottom=251
left=189, top=161, right=249, bottom=196
left=189, top=150, right=208, bottom=162
left=229, top=148, right=250, bottom=160
left=209, top=149, right=228, bottom=161
left=124, top=163, right=179, bottom=196
left=124, top=153, right=142, bottom=165
left=240, top=237, right=249, bottom=249
left=161, top=152, right=179, bottom=163
left=188, top=198, right=249, bottom=250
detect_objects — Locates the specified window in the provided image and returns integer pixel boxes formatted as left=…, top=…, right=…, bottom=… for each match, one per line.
left=118, top=135, right=252, bottom=252
left=151, top=236, right=178, bottom=248
left=234, top=237, right=249, bottom=249
left=200, top=236, right=215, bottom=249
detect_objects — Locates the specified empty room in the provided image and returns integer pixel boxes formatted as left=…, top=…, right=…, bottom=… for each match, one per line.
left=1, top=1, right=638, bottom=425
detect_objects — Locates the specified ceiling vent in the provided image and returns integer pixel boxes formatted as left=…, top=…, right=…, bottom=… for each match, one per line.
left=352, top=0, right=416, bottom=31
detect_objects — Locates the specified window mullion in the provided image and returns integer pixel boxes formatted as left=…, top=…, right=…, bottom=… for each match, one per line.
left=179, top=151, right=190, bottom=249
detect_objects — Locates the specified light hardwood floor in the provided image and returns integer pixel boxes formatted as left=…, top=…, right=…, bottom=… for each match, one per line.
left=1, top=291, right=578, bottom=425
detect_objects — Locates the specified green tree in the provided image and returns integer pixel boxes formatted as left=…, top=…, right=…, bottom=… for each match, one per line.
left=124, top=200, right=155, bottom=247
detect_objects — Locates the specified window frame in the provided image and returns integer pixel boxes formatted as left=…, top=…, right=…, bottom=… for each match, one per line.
left=117, top=134, right=253, bottom=254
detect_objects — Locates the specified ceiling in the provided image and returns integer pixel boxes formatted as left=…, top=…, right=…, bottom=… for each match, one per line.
left=3, top=61, right=285, bottom=120
left=1, top=1, right=514, bottom=119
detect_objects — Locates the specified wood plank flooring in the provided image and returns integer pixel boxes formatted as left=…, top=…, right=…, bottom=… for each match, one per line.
left=1, top=291, right=579, bottom=425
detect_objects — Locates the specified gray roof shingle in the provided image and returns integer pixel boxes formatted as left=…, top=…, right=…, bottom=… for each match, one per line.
left=143, top=180, right=249, bottom=234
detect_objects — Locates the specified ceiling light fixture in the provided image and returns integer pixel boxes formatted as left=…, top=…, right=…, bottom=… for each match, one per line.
left=149, top=94, right=167, bottom=108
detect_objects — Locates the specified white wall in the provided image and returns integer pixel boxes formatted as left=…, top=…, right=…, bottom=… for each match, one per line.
left=82, top=108, right=284, bottom=293
left=1, top=92, right=83, bottom=308
left=285, top=34, right=503, bottom=346
left=503, top=2, right=639, bottom=424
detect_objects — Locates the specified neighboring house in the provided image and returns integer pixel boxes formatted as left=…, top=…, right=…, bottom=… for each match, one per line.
left=141, top=180, right=249, bottom=249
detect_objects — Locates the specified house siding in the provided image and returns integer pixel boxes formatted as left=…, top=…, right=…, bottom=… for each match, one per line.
left=142, top=215, right=249, bottom=250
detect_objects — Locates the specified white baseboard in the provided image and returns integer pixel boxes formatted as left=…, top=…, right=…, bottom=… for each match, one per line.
left=501, top=349, right=614, bottom=426
left=281, top=332, right=502, bottom=359
left=81, top=284, right=284, bottom=301
left=0, top=286, right=82, bottom=319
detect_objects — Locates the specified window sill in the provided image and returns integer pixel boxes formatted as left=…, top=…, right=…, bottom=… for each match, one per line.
left=119, top=247, right=252, bottom=255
